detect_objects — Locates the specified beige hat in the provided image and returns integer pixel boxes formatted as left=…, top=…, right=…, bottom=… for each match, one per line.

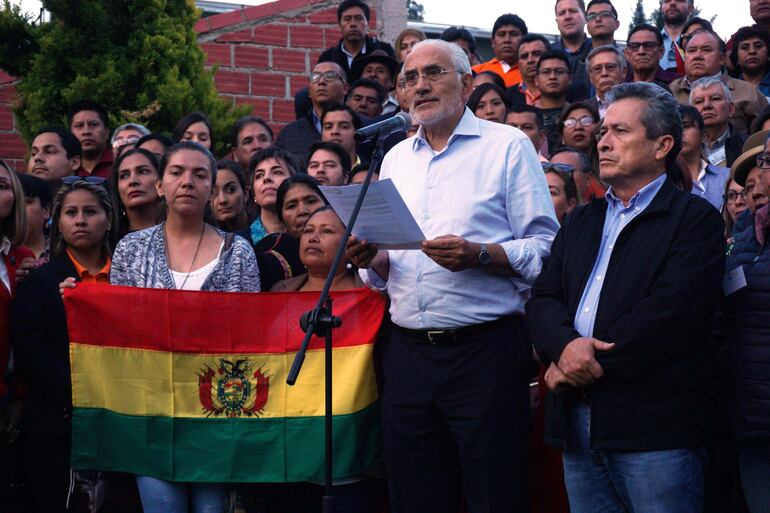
left=742, top=129, right=770, bottom=153
left=731, top=145, right=764, bottom=187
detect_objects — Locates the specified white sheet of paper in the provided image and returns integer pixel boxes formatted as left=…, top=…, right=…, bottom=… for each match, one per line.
left=320, top=179, right=425, bottom=249
left=723, top=265, right=748, bottom=296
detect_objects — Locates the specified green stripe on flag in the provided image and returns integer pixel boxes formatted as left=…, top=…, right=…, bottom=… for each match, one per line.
left=72, top=402, right=382, bottom=483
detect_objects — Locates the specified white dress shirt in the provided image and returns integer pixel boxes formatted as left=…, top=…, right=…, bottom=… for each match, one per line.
left=362, top=108, right=559, bottom=329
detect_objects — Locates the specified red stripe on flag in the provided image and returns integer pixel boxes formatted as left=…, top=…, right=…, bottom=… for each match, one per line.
left=65, top=284, right=386, bottom=354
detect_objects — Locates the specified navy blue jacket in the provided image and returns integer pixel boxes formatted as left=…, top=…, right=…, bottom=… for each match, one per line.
left=527, top=177, right=725, bottom=451
left=718, top=206, right=770, bottom=440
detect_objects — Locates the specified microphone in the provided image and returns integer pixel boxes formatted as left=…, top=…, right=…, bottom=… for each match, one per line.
left=354, top=112, right=412, bottom=142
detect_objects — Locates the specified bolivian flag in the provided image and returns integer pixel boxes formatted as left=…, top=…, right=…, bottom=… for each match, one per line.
left=65, top=283, right=385, bottom=483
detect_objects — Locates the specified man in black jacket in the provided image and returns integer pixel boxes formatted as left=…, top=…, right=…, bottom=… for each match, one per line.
left=527, top=82, right=725, bottom=513
left=317, top=0, right=395, bottom=80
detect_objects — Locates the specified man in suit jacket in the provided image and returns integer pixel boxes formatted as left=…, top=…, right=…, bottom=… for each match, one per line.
left=527, top=82, right=725, bottom=513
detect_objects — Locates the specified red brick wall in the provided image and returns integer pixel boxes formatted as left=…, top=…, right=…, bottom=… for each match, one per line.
left=197, top=0, right=381, bottom=135
left=0, top=0, right=386, bottom=167
left=0, top=72, right=26, bottom=172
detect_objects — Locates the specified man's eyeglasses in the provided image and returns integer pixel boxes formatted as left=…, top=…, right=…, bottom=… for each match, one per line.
left=542, top=163, right=575, bottom=174
left=402, top=67, right=460, bottom=88
left=563, top=116, right=595, bottom=128
left=756, top=152, right=770, bottom=169
left=725, top=190, right=747, bottom=203
left=586, top=11, right=616, bottom=22
left=626, top=41, right=660, bottom=51
left=61, top=176, right=107, bottom=187
left=310, top=71, right=344, bottom=83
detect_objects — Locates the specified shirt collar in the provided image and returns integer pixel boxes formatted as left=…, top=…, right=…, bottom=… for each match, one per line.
left=412, top=107, right=480, bottom=152
left=684, top=71, right=722, bottom=90
left=66, top=248, right=112, bottom=280
left=341, top=40, right=367, bottom=60
left=605, top=173, right=667, bottom=211
left=708, top=125, right=731, bottom=150
left=0, top=236, right=10, bottom=257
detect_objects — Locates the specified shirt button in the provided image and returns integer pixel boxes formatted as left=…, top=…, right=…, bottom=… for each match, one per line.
left=423, top=214, right=430, bottom=220
left=609, top=244, right=614, bottom=250
left=620, top=213, right=626, bottom=219
left=583, top=307, right=590, bottom=313
left=596, top=275, right=602, bottom=281
left=634, top=207, right=640, bottom=212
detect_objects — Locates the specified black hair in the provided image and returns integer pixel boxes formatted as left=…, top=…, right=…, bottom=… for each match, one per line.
left=230, top=115, right=274, bottom=148
left=550, top=146, right=593, bottom=173
left=678, top=104, right=705, bottom=131
left=18, top=172, right=53, bottom=208
left=349, top=78, right=386, bottom=106
left=492, top=14, right=528, bottom=38
left=337, top=0, right=370, bottom=23
left=275, top=174, right=328, bottom=224
left=682, top=17, right=714, bottom=38
left=307, top=141, right=352, bottom=175
left=136, top=132, right=175, bottom=153
left=751, top=105, right=770, bottom=134
left=511, top=105, right=545, bottom=130
left=440, top=26, right=477, bottom=55
left=247, top=146, right=301, bottom=185
left=50, top=180, right=113, bottom=258
left=111, top=147, right=161, bottom=241
left=348, top=160, right=372, bottom=183
left=627, top=23, right=664, bottom=46
left=31, top=126, right=82, bottom=159
left=216, top=159, right=247, bottom=192
left=537, top=49, right=571, bottom=74
left=520, top=33, right=552, bottom=51
left=172, top=112, right=215, bottom=151
left=467, top=83, right=511, bottom=113
left=321, top=102, right=363, bottom=130
left=730, top=24, right=770, bottom=70
left=474, top=70, right=507, bottom=90
left=586, top=0, right=617, bottom=18
left=67, top=99, right=109, bottom=128
left=558, top=101, right=600, bottom=136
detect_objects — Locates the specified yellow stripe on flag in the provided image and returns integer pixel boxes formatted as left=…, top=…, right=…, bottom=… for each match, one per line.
left=70, top=343, right=377, bottom=419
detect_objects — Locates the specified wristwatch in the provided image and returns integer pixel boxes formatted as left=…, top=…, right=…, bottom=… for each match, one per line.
left=478, top=244, right=491, bottom=267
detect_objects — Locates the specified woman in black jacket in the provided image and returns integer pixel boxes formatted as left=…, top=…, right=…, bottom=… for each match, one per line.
left=11, top=178, right=113, bottom=513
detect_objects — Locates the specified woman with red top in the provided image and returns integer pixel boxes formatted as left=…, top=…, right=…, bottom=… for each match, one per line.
left=0, top=159, right=32, bottom=451
left=11, top=177, right=113, bottom=513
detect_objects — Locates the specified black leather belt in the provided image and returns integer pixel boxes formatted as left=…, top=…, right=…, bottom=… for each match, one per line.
left=395, top=316, right=512, bottom=346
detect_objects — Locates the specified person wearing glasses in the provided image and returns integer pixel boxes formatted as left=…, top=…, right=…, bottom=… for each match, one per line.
left=722, top=178, right=748, bottom=238
left=585, top=45, right=626, bottom=119
left=670, top=29, right=768, bottom=134
left=11, top=176, right=113, bottom=513
left=535, top=50, right=573, bottom=154
left=346, top=39, right=559, bottom=513
left=559, top=102, right=599, bottom=154
left=585, top=0, right=619, bottom=49
left=716, top=130, right=770, bottom=513
left=276, top=61, right=349, bottom=163
left=110, top=123, right=150, bottom=159
left=624, top=24, right=680, bottom=88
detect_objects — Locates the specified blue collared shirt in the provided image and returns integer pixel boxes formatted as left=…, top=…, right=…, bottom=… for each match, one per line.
left=361, top=108, right=560, bottom=328
left=661, top=28, right=678, bottom=71
left=691, top=160, right=730, bottom=211
left=574, top=174, right=667, bottom=338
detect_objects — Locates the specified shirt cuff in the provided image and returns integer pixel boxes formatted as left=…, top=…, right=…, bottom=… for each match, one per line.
left=500, top=239, right=543, bottom=284
left=358, top=267, right=387, bottom=291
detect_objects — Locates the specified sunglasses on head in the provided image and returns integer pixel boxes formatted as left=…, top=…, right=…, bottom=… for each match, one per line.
left=542, top=163, right=575, bottom=174
left=61, top=176, right=107, bottom=186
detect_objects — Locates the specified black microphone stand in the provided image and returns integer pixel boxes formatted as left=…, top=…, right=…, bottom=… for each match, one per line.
left=286, top=128, right=389, bottom=513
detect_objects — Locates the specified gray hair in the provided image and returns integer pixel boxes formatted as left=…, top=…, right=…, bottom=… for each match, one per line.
left=111, top=123, right=150, bottom=144
left=689, top=76, right=732, bottom=104
left=408, top=38, right=472, bottom=75
left=586, top=44, right=627, bottom=75
left=605, top=82, right=682, bottom=169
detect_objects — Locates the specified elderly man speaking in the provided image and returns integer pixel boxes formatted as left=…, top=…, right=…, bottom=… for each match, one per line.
left=347, top=39, right=559, bottom=513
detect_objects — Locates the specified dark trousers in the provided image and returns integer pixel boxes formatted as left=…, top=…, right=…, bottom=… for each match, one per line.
left=23, top=434, right=71, bottom=513
left=380, top=317, right=531, bottom=513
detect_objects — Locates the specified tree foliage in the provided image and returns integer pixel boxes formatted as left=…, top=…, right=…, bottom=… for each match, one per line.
left=0, top=0, right=247, bottom=155
left=629, top=0, right=646, bottom=33
left=407, top=0, right=424, bottom=22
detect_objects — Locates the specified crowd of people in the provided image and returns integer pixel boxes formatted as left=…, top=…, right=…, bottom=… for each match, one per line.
left=2, top=0, right=770, bottom=511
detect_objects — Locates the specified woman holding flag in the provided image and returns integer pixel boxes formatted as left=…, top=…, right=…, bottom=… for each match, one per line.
left=11, top=176, right=113, bottom=513
left=109, top=141, right=259, bottom=513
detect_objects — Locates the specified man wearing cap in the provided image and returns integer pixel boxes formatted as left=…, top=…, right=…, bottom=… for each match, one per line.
left=351, top=49, right=399, bottom=115
left=730, top=130, right=770, bottom=219
left=472, top=13, right=528, bottom=88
